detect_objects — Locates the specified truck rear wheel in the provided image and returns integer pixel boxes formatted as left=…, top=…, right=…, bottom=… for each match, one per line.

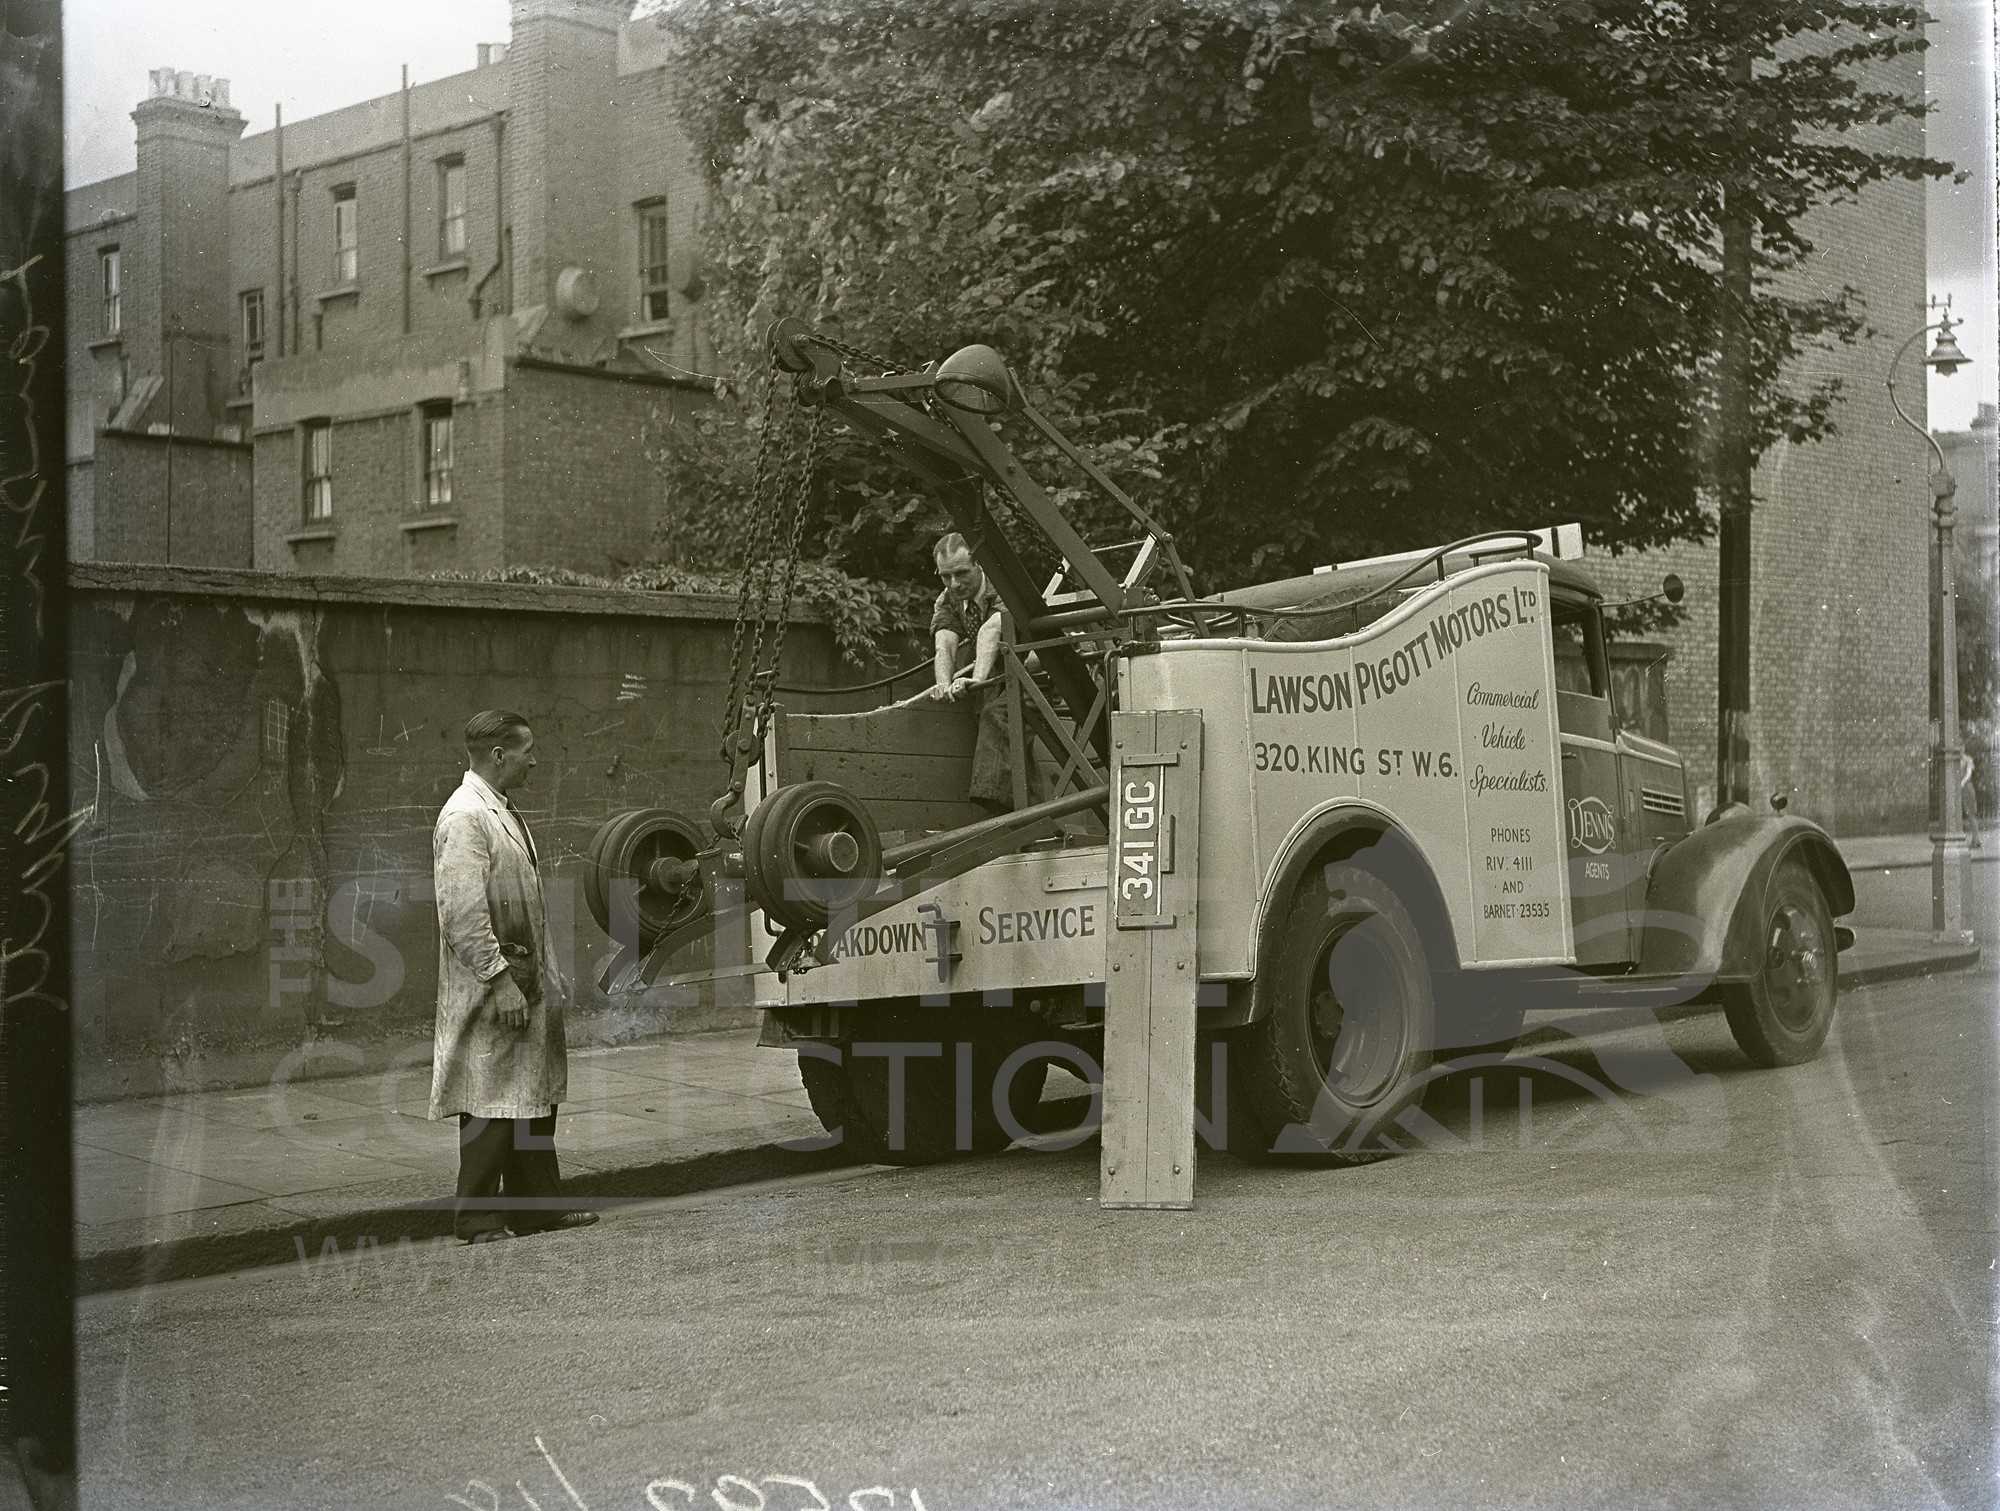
left=797, top=1019, right=1049, bottom=1165
left=1721, top=858, right=1837, bottom=1067
left=1240, top=861, right=1436, bottom=1155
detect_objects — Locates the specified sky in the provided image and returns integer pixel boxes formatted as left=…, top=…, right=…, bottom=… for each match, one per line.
left=61, top=0, right=1997, bottom=430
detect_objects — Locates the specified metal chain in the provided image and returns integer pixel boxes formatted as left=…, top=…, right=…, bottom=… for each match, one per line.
left=749, top=403, right=827, bottom=742
left=707, top=323, right=874, bottom=839
left=711, top=339, right=794, bottom=839
left=800, top=329, right=906, bottom=376
left=718, top=336, right=785, bottom=775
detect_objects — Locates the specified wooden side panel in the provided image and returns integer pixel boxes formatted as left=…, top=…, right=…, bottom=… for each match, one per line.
left=770, top=701, right=985, bottom=834
left=1100, top=708, right=1203, bottom=1211
left=779, top=702, right=980, bottom=757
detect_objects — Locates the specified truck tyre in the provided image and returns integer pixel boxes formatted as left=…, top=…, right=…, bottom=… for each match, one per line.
left=1240, top=861, right=1437, bottom=1155
left=799, top=1025, right=1049, bottom=1165
left=796, top=1048, right=878, bottom=1160
left=1721, top=858, right=1837, bottom=1067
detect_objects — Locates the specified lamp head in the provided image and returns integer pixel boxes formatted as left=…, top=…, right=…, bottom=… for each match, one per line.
left=935, top=344, right=1017, bottom=415
left=1927, top=320, right=1970, bottom=377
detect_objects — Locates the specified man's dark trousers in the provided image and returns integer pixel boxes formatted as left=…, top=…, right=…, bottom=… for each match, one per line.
left=455, top=1111, right=563, bottom=1239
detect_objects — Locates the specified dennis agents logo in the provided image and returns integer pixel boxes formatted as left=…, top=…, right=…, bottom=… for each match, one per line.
left=1567, top=795, right=1615, bottom=854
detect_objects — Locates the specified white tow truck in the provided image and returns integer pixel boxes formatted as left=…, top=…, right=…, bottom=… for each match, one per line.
left=584, top=322, right=1855, bottom=1210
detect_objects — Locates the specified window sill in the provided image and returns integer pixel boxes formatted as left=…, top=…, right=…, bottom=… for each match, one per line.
left=87, top=334, right=124, bottom=351
left=314, top=284, right=361, bottom=304
left=423, top=259, right=469, bottom=280
left=224, top=394, right=254, bottom=410
left=617, top=319, right=674, bottom=341
left=400, top=514, right=458, bottom=534
left=286, top=527, right=337, bottom=545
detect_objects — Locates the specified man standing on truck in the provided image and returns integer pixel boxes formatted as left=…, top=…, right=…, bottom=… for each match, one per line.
left=929, top=531, right=1035, bottom=812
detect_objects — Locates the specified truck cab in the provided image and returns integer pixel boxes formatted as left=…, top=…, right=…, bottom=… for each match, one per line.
left=1548, top=578, right=1693, bottom=969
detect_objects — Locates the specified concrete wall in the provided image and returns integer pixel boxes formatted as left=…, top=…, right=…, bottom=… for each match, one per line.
left=92, top=431, right=254, bottom=566
left=67, top=563, right=864, bottom=1098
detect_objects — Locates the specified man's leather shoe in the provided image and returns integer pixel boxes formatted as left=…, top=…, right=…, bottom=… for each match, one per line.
left=547, top=1210, right=599, bottom=1232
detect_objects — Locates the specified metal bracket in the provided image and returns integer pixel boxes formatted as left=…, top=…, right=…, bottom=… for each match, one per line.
left=917, top=901, right=962, bottom=985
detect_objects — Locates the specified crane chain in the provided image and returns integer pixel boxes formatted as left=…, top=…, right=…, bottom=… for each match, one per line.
left=800, top=329, right=907, bottom=376
left=713, top=339, right=793, bottom=837
left=707, top=324, right=886, bottom=842
left=749, top=403, right=827, bottom=743
left=718, top=344, right=784, bottom=763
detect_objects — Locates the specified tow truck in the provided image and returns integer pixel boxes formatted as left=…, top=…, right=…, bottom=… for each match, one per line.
left=582, top=320, right=1856, bottom=1210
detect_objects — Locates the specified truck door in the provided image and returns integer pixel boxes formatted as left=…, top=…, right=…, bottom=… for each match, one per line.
left=1552, top=593, right=1631, bottom=967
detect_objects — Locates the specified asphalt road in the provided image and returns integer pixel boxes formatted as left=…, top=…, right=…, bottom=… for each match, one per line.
left=77, top=966, right=1995, bottom=1511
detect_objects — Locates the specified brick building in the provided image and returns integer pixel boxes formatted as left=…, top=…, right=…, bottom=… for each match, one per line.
left=1583, top=41, right=1937, bottom=834
left=64, top=0, right=716, bottom=576
left=1938, top=402, right=1998, bottom=582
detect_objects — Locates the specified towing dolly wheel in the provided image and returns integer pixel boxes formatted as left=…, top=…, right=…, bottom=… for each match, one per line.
left=1721, top=858, right=1838, bottom=1067
left=583, top=808, right=706, bottom=950
left=744, top=780, right=883, bottom=932
left=1238, top=861, right=1436, bottom=1157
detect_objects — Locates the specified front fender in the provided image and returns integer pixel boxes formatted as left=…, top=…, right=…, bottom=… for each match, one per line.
left=1213, top=803, right=1458, bottom=1030
left=1638, top=813, right=1854, bottom=983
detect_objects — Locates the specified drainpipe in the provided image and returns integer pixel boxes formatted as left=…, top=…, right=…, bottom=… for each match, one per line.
left=468, top=112, right=507, bottom=321
left=274, top=103, right=285, bottom=357
left=400, top=64, right=413, bottom=336
left=288, top=168, right=302, bottom=357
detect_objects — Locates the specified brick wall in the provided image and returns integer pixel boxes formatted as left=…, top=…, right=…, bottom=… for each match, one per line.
left=1585, top=42, right=1928, bottom=837
left=92, top=431, right=253, bottom=566
left=134, top=95, right=246, bottom=438
left=612, top=42, right=715, bottom=377
left=502, top=359, right=706, bottom=572
left=507, top=0, right=631, bottom=348
left=64, top=195, right=135, bottom=473
left=66, top=563, right=860, bottom=1091
left=227, top=118, right=500, bottom=378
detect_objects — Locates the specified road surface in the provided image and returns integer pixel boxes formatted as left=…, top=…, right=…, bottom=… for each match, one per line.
left=77, top=965, right=1996, bottom=1510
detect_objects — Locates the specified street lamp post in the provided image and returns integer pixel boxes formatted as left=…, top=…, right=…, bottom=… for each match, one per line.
left=1885, top=298, right=1973, bottom=947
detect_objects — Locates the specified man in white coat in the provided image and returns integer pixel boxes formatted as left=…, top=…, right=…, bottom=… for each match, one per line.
left=431, top=709, right=597, bottom=1243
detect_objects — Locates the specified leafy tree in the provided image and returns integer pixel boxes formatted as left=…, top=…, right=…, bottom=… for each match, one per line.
left=658, top=0, right=1949, bottom=603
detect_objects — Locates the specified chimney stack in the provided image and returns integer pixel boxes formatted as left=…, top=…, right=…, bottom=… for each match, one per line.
left=132, top=65, right=246, bottom=435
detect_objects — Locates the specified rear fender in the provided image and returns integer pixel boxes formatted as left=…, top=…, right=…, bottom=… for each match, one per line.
left=1215, top=803, right=1459, bottom=1030
left=1638, top=814, right=1855, bottom=984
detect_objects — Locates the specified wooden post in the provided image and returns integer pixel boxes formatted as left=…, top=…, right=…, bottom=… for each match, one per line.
left=1100, top=708, right=1202, bottom=1210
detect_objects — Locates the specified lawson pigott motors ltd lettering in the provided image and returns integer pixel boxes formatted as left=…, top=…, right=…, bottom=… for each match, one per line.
left=1248, top=584, right=1540, bottom=716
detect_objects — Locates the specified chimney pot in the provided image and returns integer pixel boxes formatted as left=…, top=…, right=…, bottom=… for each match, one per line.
left=176, top=69, right=196, bottom=99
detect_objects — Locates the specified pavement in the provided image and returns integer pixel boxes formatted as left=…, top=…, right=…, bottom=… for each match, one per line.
left=69, top=832, right=1988, bottom=1295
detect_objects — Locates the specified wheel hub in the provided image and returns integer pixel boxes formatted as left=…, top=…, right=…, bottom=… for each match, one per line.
left=1764, top=904, right=1829, bottom=1031
left=1308, top=918, right=1406, bottom=1107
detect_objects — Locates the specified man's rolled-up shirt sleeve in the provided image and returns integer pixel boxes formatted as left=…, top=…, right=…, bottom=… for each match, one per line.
left=929, top=588, right=956, bottom=638
left=435, top=812, right=508, bottom=984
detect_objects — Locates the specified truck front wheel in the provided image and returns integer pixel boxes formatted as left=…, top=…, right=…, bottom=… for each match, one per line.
left=1721, top=858, right=1838, bottom=1067
left=1239, top=862, right=1437, bottom=1156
